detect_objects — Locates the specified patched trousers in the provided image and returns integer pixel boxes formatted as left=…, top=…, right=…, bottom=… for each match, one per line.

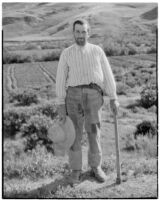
left=66, top=86, right=104, bottom=170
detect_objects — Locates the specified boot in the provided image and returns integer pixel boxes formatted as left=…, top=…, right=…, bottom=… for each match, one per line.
left=91, top=166, right=107, bottom=182
left=67, top=170, right=81, bottom=185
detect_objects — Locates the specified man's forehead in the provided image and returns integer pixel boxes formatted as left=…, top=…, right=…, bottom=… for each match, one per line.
left=74, top=23, right=88, bottom=31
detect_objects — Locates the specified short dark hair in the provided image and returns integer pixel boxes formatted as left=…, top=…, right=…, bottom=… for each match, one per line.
left=73, top=19, right=90, bottom=31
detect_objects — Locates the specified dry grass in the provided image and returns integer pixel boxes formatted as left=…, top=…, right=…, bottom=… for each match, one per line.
left=4, top=141, right=69, bottom=181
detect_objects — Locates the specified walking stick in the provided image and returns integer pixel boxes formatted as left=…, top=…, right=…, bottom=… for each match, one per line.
left=114, top=113, right=121, bottom=184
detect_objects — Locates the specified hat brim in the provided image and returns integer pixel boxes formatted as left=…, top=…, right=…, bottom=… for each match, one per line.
left=48, top=116, right=75, bottom=151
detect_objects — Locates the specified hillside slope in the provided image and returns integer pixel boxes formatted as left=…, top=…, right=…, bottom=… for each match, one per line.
left=2, top=3, right=157, bottom=42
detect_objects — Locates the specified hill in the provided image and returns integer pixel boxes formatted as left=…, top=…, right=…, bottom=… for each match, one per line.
left=2, top=3, right=157, bottom=43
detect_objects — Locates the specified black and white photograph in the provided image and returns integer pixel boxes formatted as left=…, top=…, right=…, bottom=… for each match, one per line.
left=2, top=1, right=158, bottom=199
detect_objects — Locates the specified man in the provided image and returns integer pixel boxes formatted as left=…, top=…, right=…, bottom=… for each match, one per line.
left=56, top=19, right=119, bottom=184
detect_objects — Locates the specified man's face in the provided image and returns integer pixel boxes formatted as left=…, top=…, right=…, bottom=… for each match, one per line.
left=73, top=23, right=89, bottom=46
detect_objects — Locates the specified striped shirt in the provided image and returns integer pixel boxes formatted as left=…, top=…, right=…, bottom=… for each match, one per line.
left=56, top=42, right=117, bottom=105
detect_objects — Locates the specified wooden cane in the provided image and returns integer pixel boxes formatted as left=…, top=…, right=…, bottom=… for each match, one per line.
left=114, top=113, right=121, bottom=184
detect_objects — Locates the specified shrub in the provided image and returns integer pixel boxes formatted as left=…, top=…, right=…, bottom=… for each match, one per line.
left=140, top=82, right=157, bottom=108
left=123, top=133, right=136, bottom=151
left=135, top=135, right=157, bottom=157
left=9, top=89, right=39, bottom=106
left=25, top=43, right=41, bottom=50
left=3, top=107, right=31, bottom=138
left=3, top=52, right=32, bottom=64
left=3, top=101, right=58, bottom=139
left=123, top=131, right=157, bottom=158
left=104, top=42, right=122, bottom=56
left=134, top=120, right=157, bottom=139
left=116, top=82, right=129, bottom=95
left=21, top=115, right=54, bottom=152
left=36, top=102, right=58, bottom=119
left=126, top=42, right=137, bottom=55
left=42, top=50, right=61, bottom=61
left=147, top=45, right=157, bottom=54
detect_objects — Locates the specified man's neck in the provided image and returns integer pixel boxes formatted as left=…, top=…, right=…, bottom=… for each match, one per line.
left=75, top=42, right=89, bottom=48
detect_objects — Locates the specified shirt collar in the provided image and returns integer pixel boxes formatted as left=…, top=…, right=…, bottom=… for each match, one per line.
left=75, top=42, right=89, bottom=51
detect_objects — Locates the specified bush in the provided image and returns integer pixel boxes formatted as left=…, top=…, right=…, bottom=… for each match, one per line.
left=147, top=45, right=157, bottom=54
left=140, top=82, right=157, bottom=108
left=36, top=102, right=58, bottom=119
left=104, top=42, right=122, bottom=56
left=134, top=120, right=157, bottom=139
left=135, top=135, right=157, bottom=157
left=21, top=115, right=54, bottom=152
left=3, top=101, right=58, bottom=139
left=42, top=50, right=61, bottom=61
left=3, top=51, right=32, bottom=64
left=126, top=42, right=137, bottom=55
left=123, top=131, right=157, bottom=157
left=25, top=43, right=41, bottom=50
left=116, top=82, right=129, bottom=95
left=9, top=89, right=39, bottom=106
left=123, top=133, right=136, bottom=151
left=3, top=107, right=31, bottom=138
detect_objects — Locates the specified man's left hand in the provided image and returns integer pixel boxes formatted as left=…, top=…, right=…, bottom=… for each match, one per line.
left=110, top=99, right=119, bottom=115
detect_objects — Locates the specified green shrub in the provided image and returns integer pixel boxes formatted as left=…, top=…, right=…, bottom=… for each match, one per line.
left=140, top=82, right=157, bottom=108
left=134, top=120, right=157, bottom=139
left=21, top=115, right=54, bottom=152
left=9, top=89, right=39, bottom=106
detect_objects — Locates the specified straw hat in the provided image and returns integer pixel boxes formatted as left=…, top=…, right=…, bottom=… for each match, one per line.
left=48, top=116, right=75, bottom=156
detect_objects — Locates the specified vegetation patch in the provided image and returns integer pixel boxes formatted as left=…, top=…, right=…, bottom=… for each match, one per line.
left=3, top=100, right=58, bottom=139
left=21, top=114, right=54, bottom=153
left=140, top=82, right=157, bottom=108
left=9, top=89, right=39, bottom=106
left=4, top=144, right=68, bottom=180
left=134, top=120, right=157, bottom=138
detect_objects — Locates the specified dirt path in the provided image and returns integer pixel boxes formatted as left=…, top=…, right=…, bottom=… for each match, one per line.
left=4, top=170, right=157, bottom=198
left=7, top=65, right=17, bottom=91
left=75, top=174, right=157, bottom=198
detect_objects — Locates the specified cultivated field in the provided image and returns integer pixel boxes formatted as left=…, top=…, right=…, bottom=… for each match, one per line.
left=3, top=61, right=58, bottom=103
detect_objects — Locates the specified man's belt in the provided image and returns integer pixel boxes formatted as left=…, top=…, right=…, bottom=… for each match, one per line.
left=69, top=83, right=103, bottom=95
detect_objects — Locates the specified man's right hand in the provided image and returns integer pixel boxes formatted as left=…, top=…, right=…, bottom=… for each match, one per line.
left=57, top=104, right=66, bottom=124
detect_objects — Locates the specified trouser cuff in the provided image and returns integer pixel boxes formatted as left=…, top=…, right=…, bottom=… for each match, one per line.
left=69, top=150, right=82, bottom=170
left=88, top=152, right=102, bottom=168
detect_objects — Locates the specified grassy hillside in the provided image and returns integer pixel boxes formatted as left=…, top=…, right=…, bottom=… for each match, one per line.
left=3, top=3, right=157, bottom=43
